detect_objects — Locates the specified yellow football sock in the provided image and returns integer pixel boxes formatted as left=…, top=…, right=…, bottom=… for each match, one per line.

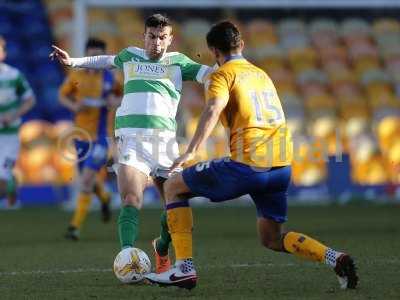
left=94, top=181, right=110, bottom=204
left=167, top=204, right=193, bottom=260
left=70, top=192, right=92, bottom=229
left=283, top=231, right=328, bottom=263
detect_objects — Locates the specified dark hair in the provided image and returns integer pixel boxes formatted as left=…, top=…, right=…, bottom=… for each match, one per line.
left=206, top=21, right=241, bottom=53
left=145, top=14, right=172, bottom=30
left=85, top=38, right=106, bottom=50
left=0, top=35, right=5, bottom=47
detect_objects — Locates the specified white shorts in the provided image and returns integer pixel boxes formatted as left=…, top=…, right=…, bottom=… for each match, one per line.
left=116, top=134, right=180, bottom=177
left=0, top=134, right=19, bottom=180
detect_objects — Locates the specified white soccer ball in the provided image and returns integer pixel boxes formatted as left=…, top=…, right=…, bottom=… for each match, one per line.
left=113, top=247, right=151, bottom=284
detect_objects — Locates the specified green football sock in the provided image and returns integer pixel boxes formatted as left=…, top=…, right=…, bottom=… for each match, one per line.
left=118, top=205, right=139, bottom=249
left=6, top=175, right=16, bottom=197
left=156, top=210, right=171, bottom=256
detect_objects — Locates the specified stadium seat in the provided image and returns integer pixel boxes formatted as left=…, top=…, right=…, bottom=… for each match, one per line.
left=291, top=136, right=327, bottom=186
left=309, top=114, right=337, bottom=139
left=387, top=139, right=400, bottom=184
left=376, top=116, right=400, bottom=152
left=256, top=46, right=285, bottom=72
left=288, top=47, right=317, bottom=73
left=343, top=117, right=369, bottom=140
left=19, top=121, right=49, bottom=145
left=246, top=19, right=277, bottom=48
left=269, top=67, right=296, bottom=94
left=323, top=41, right=348, bottom=60
left=341, top=18, right=371, bottom=42
left=347, top=133, right=389, bottom=184
left=19, top=145, right=54, bottom=183
left=309, top=18, right=339, bottom=48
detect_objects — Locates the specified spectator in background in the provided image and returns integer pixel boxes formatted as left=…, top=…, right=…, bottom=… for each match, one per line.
left=58, top=38, right=120, bottom=240
left=0, top=35, right=35, bottom=208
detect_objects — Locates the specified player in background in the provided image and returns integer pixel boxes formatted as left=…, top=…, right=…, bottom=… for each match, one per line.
left=59, top=38, right=119, bottom=240
left=145, top=21, right=358, bottom=290
left=51, top=14, right=212, bottom=269
left=0, top=36, right=35, bottom=208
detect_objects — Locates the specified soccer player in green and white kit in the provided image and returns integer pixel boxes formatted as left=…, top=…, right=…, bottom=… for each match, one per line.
left=0, top=36, right=35, bottom=208
left=50, top=14, right=211, bottom=272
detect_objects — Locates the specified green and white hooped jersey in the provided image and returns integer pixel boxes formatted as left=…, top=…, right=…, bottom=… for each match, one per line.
left=113, top=47, right=209, bottom=137
left=0, top=63, right=33, bottom=134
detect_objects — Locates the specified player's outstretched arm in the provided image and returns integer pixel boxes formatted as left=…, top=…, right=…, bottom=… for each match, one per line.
left=49, top=45, right=116, bottom=69
left=170, top=97, right=228, bottom=171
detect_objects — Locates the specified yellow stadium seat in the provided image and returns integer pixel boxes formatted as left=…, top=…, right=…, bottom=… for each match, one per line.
left=376, top=116, right=400, bottom=152
left=309, top=115, right=337, bottom=139
left=338, top=96, right=370, bottom=120
left=326, top=65, right=357, bottom=85
left=19, top=146, right=54, bottom=184
left=349, top=134, right=378, bottom=163
left=368, top=87, right=398, bottom=110
left=334, top=81, right=362, bottom=98
left=319, top=46, right=348, bottom=65
left=342, top=18, right=371, bottom=34
left=266, top=68, right=296, bottom=95
left=386, top=140, right=400, bottom=184
left=351, top=155, right=389, bottom=185
left=354, top=59, right=380, bottom=77
left=256, top=46, right=285, bottom=71
left=245, top=19, right=277, bottom=47
left=373, top=18, right=400, bottom=35
left=288, top=48, right=317, bottom=72
left=291, top=137, right=327, bottom=186
left=348, top=134, right=386, bottom=184
left=387, top=139, right=400, bottom=164
left=304, top=94, right=335, bottom=111
left=343, top=117, right=369, bottom=139
left=88, top=8, right=112, bottom=23
left=19, top=121, right=48, bottom=144
left=50, top=121, right=74, bottom=140
left=297, top=68, right=328, bottom=89
left=26, top=146, right=52, bottom=169
left=286, top=117, right=305, bottom=136
left=310, top=19, right=339, bottom=49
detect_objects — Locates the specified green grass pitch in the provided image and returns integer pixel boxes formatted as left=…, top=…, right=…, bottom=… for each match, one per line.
left=0, top=205, right=399, bottom=299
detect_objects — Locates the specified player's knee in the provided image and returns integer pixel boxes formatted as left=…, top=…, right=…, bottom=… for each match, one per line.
left=80, top=177, right=95, bottom=193
left=163, top=178, right=178, bottom=203
left=122, top=192, right=142, bottom=209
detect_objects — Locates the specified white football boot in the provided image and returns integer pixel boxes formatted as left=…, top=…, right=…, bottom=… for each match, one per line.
left=145, top=261, right=197, bottom=290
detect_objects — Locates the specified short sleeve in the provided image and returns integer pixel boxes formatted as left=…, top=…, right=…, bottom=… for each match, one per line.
left=113, top=48, right=128, bottom=69
left=16, top=73, right=33, bottom=100
left=113, top=54, right=123, bottom=69
left=180, top=54, right=209, bottom=82
left=205, top=70, right=230, bottom=102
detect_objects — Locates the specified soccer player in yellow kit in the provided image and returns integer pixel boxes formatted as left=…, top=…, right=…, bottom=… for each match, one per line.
left=59, top=38, right=119, bottom=240
left=145, top=21, right=358, bottom=290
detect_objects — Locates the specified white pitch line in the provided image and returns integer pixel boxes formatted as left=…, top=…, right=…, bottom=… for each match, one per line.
left=0, top=263, right=295, bottom=277
left=0, top=268, right=111, bottom=276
